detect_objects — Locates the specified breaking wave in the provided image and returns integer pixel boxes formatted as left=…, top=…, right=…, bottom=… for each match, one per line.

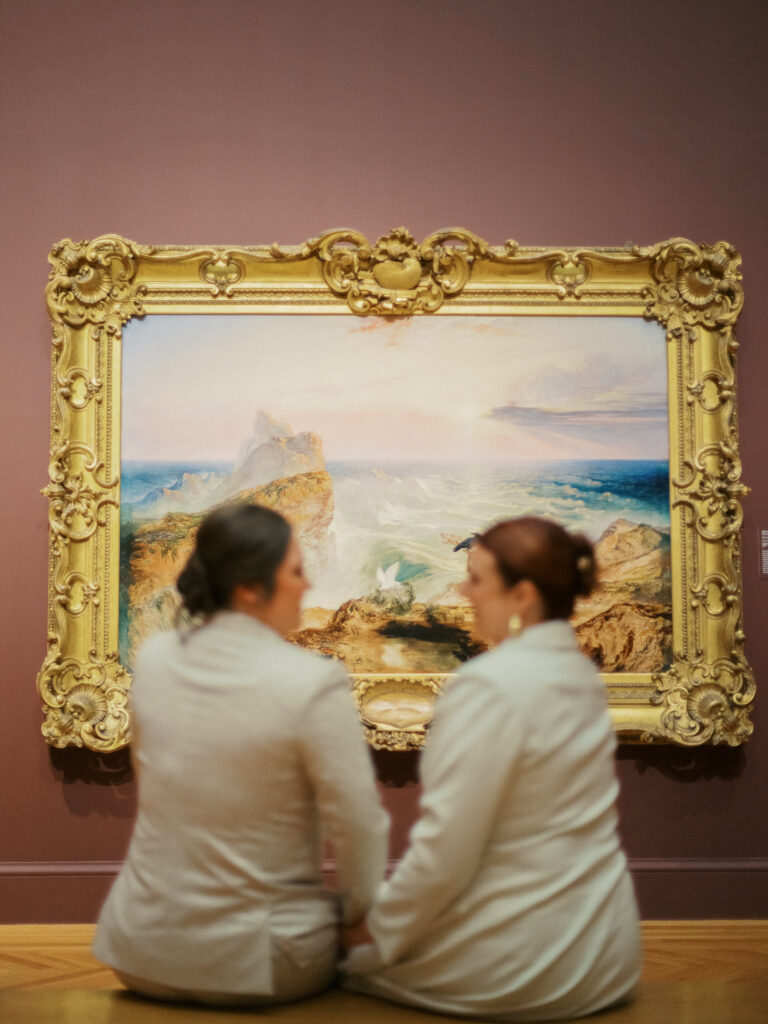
left=306, top=459, right=669, bottom=608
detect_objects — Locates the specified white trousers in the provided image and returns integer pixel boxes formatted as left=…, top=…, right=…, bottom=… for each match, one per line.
left=115, top=939, right=337, bottom=1008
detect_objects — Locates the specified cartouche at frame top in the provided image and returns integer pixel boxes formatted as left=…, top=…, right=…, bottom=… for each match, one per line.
left=38, top=228, right=753, bottom=751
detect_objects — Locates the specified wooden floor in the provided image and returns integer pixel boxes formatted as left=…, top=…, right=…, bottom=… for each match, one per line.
left=0, top=922, right=766, bottom=1023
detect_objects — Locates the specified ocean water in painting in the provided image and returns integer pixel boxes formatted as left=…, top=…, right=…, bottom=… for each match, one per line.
left=120, top=461, right=234, bottom=507
left=316, top=457, right=669, bottom=609
left=120, top=456, right=669, bottom=661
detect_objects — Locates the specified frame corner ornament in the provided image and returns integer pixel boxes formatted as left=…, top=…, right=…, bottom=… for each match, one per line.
left=37, top=641, right=131, bottom=750
left=46, top=234, right=151, bottom=336
left=636, top=237, right=744, bottom=333
left=651, top=657, right=755, bottom=746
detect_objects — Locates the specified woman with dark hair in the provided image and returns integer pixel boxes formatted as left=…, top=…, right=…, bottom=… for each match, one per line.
left=343, top=516, right=641, bottom=1021
left=94, top=503, right=388, bottom=1007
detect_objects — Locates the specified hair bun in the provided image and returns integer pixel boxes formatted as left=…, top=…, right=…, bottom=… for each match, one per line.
left=478, top=516, right=597, bottom=620
left=175, top=503, right=292, bottom=621
left=176, top=549, right=217, bottom=618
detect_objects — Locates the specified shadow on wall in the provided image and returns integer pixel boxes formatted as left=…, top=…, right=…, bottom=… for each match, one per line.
left=370, top=741, right=748, bottom=788
left=616, top=742, right=746, bottom=783
left=48, top=748, right=137, bottom=818
left=46, top=740, right=745, bottom=802
left=371, top=748, right=422, bottom=788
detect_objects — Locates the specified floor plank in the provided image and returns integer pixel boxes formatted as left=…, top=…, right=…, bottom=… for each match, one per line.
left=640, top=919, right=768, bottom=981
left=4, top=921, right=767, bottom=987
left=1, top=922, right=767, bottom=1022
left=0, top=925, right=117, bottom=991
left=1, top=982, right=768, bottom=1024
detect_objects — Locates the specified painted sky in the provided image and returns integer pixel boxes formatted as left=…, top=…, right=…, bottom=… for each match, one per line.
left=121, top=313, right=668, bottom=462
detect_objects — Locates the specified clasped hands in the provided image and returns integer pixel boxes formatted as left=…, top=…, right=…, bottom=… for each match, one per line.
left=339, top=917, right=373, bottom=951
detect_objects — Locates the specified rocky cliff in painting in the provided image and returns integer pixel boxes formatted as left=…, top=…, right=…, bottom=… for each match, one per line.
left=292, top=592, right=484, bottom=673
left=290, top=516, right=672, bottom=674
left=573, top=518, right=671, bottom=671
left=123, top=470, right=334, bottom=664
left=130, top=412, right=325, bottom=520
left=214, top=411, right=325, bottom=502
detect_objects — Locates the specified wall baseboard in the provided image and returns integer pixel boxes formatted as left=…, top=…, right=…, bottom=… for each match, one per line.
left=1, top=858, right=767, bottom=922
left=0, top=862, right=122, bottom=877
left=4, top=857, right=766, bottom=876
left=628, top=858, right=768, bottom=873
left=626, top=858, right=768, bottom=918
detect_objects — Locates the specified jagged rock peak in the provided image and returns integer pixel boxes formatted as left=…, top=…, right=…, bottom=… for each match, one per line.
left=236, top=411, right=293, bottom=462
left=219, top=411, right=326, bottom=499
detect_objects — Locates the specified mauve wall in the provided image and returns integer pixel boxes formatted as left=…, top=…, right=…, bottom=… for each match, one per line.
left=1, top=0, right=766, bottom=922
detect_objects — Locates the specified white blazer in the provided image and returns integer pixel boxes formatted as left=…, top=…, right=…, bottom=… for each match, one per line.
left=93, top=611, right=389, bottom=996
left=344, top=620, right=642, bottom=1022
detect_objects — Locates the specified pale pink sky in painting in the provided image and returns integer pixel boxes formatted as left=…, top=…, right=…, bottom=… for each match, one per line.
left=121, top=314, right=668, bottom=462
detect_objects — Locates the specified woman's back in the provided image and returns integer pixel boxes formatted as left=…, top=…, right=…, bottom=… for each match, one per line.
left=344, top=517, right=641, bottom=1021
left=132, top=617, right=330, bottom=873
left=95, top=616, right=388, bottom=997
left=479, top=624, right=620, bottom=872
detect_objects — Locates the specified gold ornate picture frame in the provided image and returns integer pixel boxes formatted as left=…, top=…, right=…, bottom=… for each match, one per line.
left=38, top=229, right=754, bottom=751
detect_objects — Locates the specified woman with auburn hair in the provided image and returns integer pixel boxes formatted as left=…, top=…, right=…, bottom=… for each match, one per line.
left=94, top=502, right=388, bottom=1008
left=343, top=516, right=641, bottom=1021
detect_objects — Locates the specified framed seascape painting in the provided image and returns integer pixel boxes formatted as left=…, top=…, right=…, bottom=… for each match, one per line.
left=38, top=229, right=754, bottom=751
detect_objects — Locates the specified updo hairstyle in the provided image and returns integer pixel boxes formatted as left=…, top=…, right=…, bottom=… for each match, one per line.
left=176, top=503, right=292, bottom=618
left=477, top=516, right=596, bottom=621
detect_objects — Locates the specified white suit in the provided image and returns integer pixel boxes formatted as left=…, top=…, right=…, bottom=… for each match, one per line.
left=344, top=620, right=641, bottom=1021
left=93, top=611, right=389, bottom=1001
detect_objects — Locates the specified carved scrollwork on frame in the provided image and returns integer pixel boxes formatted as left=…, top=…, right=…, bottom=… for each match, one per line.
left=546, top=256, right=589, bottom=297
left=38, top=230, right=753, bottom=750
left=309, top=230, right=599, bottom=313
left=46, top=235, right=151, bottom=338
left=690, top=574, right=738, bottom=618
left=673, top=443, right=748, bottom=543
left=57, top=368, right=103, bottom=410
left=636, top=237, right=753, bottom=746
left=686, top=370, right=735, bottom=412
left=637, top=238, right=744, bottom=332
left=38, top=643, right=131, bottom=750
left=38, top=236, right=148, bottom=750
left=44, top=445, right=119, bottom=541
left=310, top=227, right=487, bottom=315
left=650, top=655, right=755, bottom=747
left=353, top=674, right=445, bottom=751
left=199, top=252, right=246, bottom=297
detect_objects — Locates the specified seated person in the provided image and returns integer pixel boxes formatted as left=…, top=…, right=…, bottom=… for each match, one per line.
left=94, top=502, right=389, bottom=1007
left=342, top=516, right=641, bottom=1022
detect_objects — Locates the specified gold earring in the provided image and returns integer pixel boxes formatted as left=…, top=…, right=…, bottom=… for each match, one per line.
left=508, top=614, right=522, bottom=638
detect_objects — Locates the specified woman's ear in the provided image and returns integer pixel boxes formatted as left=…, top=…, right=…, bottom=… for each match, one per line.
left=513, top=578, right=546, bottom=624
left=230, top=581, right=265, bottom=615
left=514, top=578, right=538, bottom=604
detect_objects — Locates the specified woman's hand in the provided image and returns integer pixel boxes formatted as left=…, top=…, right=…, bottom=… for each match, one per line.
left=339, top=917, right=373, bottom=950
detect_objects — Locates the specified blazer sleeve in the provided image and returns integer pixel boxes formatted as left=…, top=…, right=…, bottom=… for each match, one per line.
left=363, top=669, right=522, bottom=964
left=299, top=662, right=390, bottom=925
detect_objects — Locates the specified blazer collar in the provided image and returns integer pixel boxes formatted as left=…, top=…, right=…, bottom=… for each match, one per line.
left=207, top=609, right=284, bottom=643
